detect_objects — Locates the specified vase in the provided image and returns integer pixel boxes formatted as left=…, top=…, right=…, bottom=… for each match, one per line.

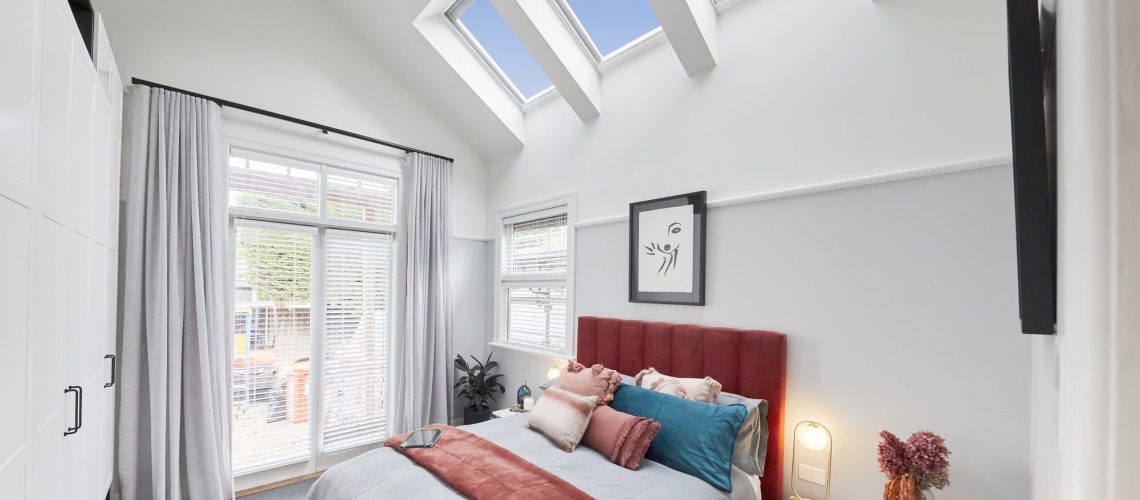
left=883, top=474, right=921, bottom=500
left=922, top=489, right=935, bottom=500
left=517, top=381, right=532, bottom=407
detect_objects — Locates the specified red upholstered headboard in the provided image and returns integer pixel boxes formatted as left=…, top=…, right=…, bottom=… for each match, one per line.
left=576, top=316, right=787, bottom=500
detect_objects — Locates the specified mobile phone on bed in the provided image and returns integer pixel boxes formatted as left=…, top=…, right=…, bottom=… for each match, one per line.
left=400, top=428, right=443, bottom=449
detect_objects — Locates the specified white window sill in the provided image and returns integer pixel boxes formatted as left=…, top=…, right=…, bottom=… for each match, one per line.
left=488, top=341, right=569, bottom=359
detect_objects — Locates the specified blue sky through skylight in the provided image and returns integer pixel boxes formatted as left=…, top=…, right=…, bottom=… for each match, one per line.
left=566, top=0, right=660, bottom=56
left=458, top=0, right=553, bottom=99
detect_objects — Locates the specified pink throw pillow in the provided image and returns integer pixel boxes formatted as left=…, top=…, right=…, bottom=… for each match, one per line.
left=556, top=360, right=622, bottom=405
left=634, top=367, right=722, bottom=403
left=529, top=386, right=599, bottom=452
left=616, top=418, right=661, bottom=470
left=582, top=406, right=660, bottom=470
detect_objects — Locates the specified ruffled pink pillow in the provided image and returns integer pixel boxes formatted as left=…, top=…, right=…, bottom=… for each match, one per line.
left=556, top=360, right=621, bottom=406
left=634, top=367, right=722, bottom=403
left=582, top=406, right=661, bottom=470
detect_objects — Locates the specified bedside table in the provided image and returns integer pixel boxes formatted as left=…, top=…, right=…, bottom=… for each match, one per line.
left=492, top=408, right=529, bottom=419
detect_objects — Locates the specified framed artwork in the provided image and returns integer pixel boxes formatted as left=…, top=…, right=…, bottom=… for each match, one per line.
left=629, top=191, right=706, bottom=305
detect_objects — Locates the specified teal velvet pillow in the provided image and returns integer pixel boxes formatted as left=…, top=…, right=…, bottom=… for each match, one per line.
left=610, top=384, right=748, bottom=491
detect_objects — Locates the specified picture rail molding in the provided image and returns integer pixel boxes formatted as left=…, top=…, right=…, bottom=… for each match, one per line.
left=574, top=154, right=1012, bottom=228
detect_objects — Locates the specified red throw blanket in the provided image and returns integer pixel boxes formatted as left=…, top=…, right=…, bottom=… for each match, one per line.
left=384, top=424, right=594, bottom=500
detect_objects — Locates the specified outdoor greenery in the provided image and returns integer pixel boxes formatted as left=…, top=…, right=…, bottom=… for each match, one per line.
left=237, top=227, right=312, bottom=305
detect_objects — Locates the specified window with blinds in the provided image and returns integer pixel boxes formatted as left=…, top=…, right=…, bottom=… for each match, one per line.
left=232, top=224, right=315, bottom=474
left=325, top=170, right=397, bottom=225
left=228, top=153, right=319, bottom=215
left=228, top=147, right=396, bottom=479
left=322, top=230, right=391, bottom=453
left=499, top=209, right=571, bottom=353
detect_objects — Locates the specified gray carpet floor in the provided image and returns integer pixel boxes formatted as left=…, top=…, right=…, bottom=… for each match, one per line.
left=239, top=478, right=317, bottom=500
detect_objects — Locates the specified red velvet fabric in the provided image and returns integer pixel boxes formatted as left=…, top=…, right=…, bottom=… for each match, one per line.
left=385, top=424, right=593, bottom=500
left=577, top=316, right=787, bottom=500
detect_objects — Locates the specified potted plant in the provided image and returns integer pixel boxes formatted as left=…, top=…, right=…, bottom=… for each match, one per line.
left=454, top=351, right=505, bottom=425
left=878, top=430, right=951, bottom=500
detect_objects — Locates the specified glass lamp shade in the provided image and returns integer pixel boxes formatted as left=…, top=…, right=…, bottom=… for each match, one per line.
left=517, top=381, right=532, bottom=406
left=791, top=421, right=832, bottom=500
left=796, top=421, right=831, bottom=451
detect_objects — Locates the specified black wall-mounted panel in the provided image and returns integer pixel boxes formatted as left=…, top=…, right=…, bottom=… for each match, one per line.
left=1005, top=0, right=1057, bottom=335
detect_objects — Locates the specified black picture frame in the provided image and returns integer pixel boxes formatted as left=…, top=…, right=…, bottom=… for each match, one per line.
left=629, top=191, right=707, bottom=305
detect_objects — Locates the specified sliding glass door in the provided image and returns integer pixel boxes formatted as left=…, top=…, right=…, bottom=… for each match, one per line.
left=232, top=223, right=316, bottom=473
left=227, top=147, right=396, bottom=478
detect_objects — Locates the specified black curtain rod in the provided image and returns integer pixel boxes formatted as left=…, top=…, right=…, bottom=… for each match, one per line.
left=131, top=78, right=455, bottom=163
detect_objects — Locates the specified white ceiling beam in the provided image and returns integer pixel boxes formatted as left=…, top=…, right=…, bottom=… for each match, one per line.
left=649, top=0, right=719, bottom=75
left=412, top=12, right=526, bottom=147
left=491, top=0, right=601, bottom=120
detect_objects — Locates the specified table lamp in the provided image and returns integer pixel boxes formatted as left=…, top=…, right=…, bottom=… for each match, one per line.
left=790, top=420, right=832, bottom=500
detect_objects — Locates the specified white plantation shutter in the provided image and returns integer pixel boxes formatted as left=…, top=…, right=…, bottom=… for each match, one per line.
left=500, top=209, right=569, bottom=353
left=231, top=223, right=315, bottom=475
left=321, top=231, right=392, bottom=453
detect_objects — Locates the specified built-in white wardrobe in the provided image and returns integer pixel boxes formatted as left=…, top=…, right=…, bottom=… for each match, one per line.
left=0, top=1, right=123, bottom=499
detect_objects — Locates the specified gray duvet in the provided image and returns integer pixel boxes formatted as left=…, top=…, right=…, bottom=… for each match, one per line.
left=305, top=415, right=761, bottom=499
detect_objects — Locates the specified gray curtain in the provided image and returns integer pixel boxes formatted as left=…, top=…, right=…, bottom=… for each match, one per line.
left=391, top=152, right=453, bottom=433
left=116, top=86, right=233, bottom=500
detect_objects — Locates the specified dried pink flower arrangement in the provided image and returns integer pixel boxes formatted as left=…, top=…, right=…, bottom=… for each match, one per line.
left=878, top=430, right=951, bottom=500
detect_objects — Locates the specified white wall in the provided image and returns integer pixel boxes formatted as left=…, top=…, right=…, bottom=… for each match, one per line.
left=486, top=0, right=1012, bottom=226
left=93, top=0, right=490, bottom=239
left=481, top=0, right=1029, bottom=497
left=492, top=167, right=1031, bottom=499
left=450, top=238, right=490, bottom=422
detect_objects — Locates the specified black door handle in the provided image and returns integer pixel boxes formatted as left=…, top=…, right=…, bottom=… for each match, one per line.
left=104, top=354, right=116, bottom=388
left=64, top=385, right=82, bottom=436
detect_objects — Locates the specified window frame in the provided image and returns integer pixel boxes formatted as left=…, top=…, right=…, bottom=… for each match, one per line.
left=226, top=141, right=399, bottom=488
left=445, top=0, right=557, bottom=107
left=492, top=193, right=576, bottom=356
left=549, top=0, right=666, bottom=71
left=227, top=146, right=399, bottom=236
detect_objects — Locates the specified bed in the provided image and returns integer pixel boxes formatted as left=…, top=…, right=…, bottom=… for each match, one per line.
left=306, top=316, right=787, bottom=500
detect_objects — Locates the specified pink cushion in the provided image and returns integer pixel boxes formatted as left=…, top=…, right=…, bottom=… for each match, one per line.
left=617, top=418, right=661, bottom=470
left=528, top=387, right=598, bottom=452
left=556, top=360, right=621, bottom=405
left=635, top=367, right=722, bottom=403
left=582, top=406, right=660, bottom=470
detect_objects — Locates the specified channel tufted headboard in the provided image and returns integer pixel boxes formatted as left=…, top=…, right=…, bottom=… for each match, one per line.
left=576, top=316, right=787, bottom=500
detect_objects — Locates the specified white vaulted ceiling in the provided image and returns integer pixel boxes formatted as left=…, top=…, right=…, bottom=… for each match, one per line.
left=321, top=0, right=729, bottom=159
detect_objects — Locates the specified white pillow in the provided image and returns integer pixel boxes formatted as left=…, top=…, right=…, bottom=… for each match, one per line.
left=528, top=386, right=598, bottom=452
left=634, top=367, right=723, bottom=403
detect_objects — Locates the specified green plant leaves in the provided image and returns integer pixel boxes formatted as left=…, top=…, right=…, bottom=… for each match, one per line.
left=453, top=351, right=504, bottom=409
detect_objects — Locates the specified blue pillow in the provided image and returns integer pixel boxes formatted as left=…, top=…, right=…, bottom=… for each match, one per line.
left=610, top=384, right=747, bottom=491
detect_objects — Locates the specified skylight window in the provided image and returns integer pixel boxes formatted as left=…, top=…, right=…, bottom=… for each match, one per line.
left=449, top=0, right=554, bottom=102
left=559, top=0, right=661, bottom=60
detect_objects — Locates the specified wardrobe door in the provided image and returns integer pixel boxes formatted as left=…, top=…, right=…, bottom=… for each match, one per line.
left=101, top=248, right=119, bottom=491
left=68, top=58, right=95, bottom=240
left=0, top=0, right=40, bottom=495
left=64, top=232, right=92, bottom=500
left=84, top=243, right=107, bottom=498
left=28, top=217, right=69, bottom=500
left=0, top=0, right=41, bottom=206
left=91, top=100, right=110, bottom=247
left=0, top=198, right=31, bottom=499
left=36, top=0, right=74, bottom=227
